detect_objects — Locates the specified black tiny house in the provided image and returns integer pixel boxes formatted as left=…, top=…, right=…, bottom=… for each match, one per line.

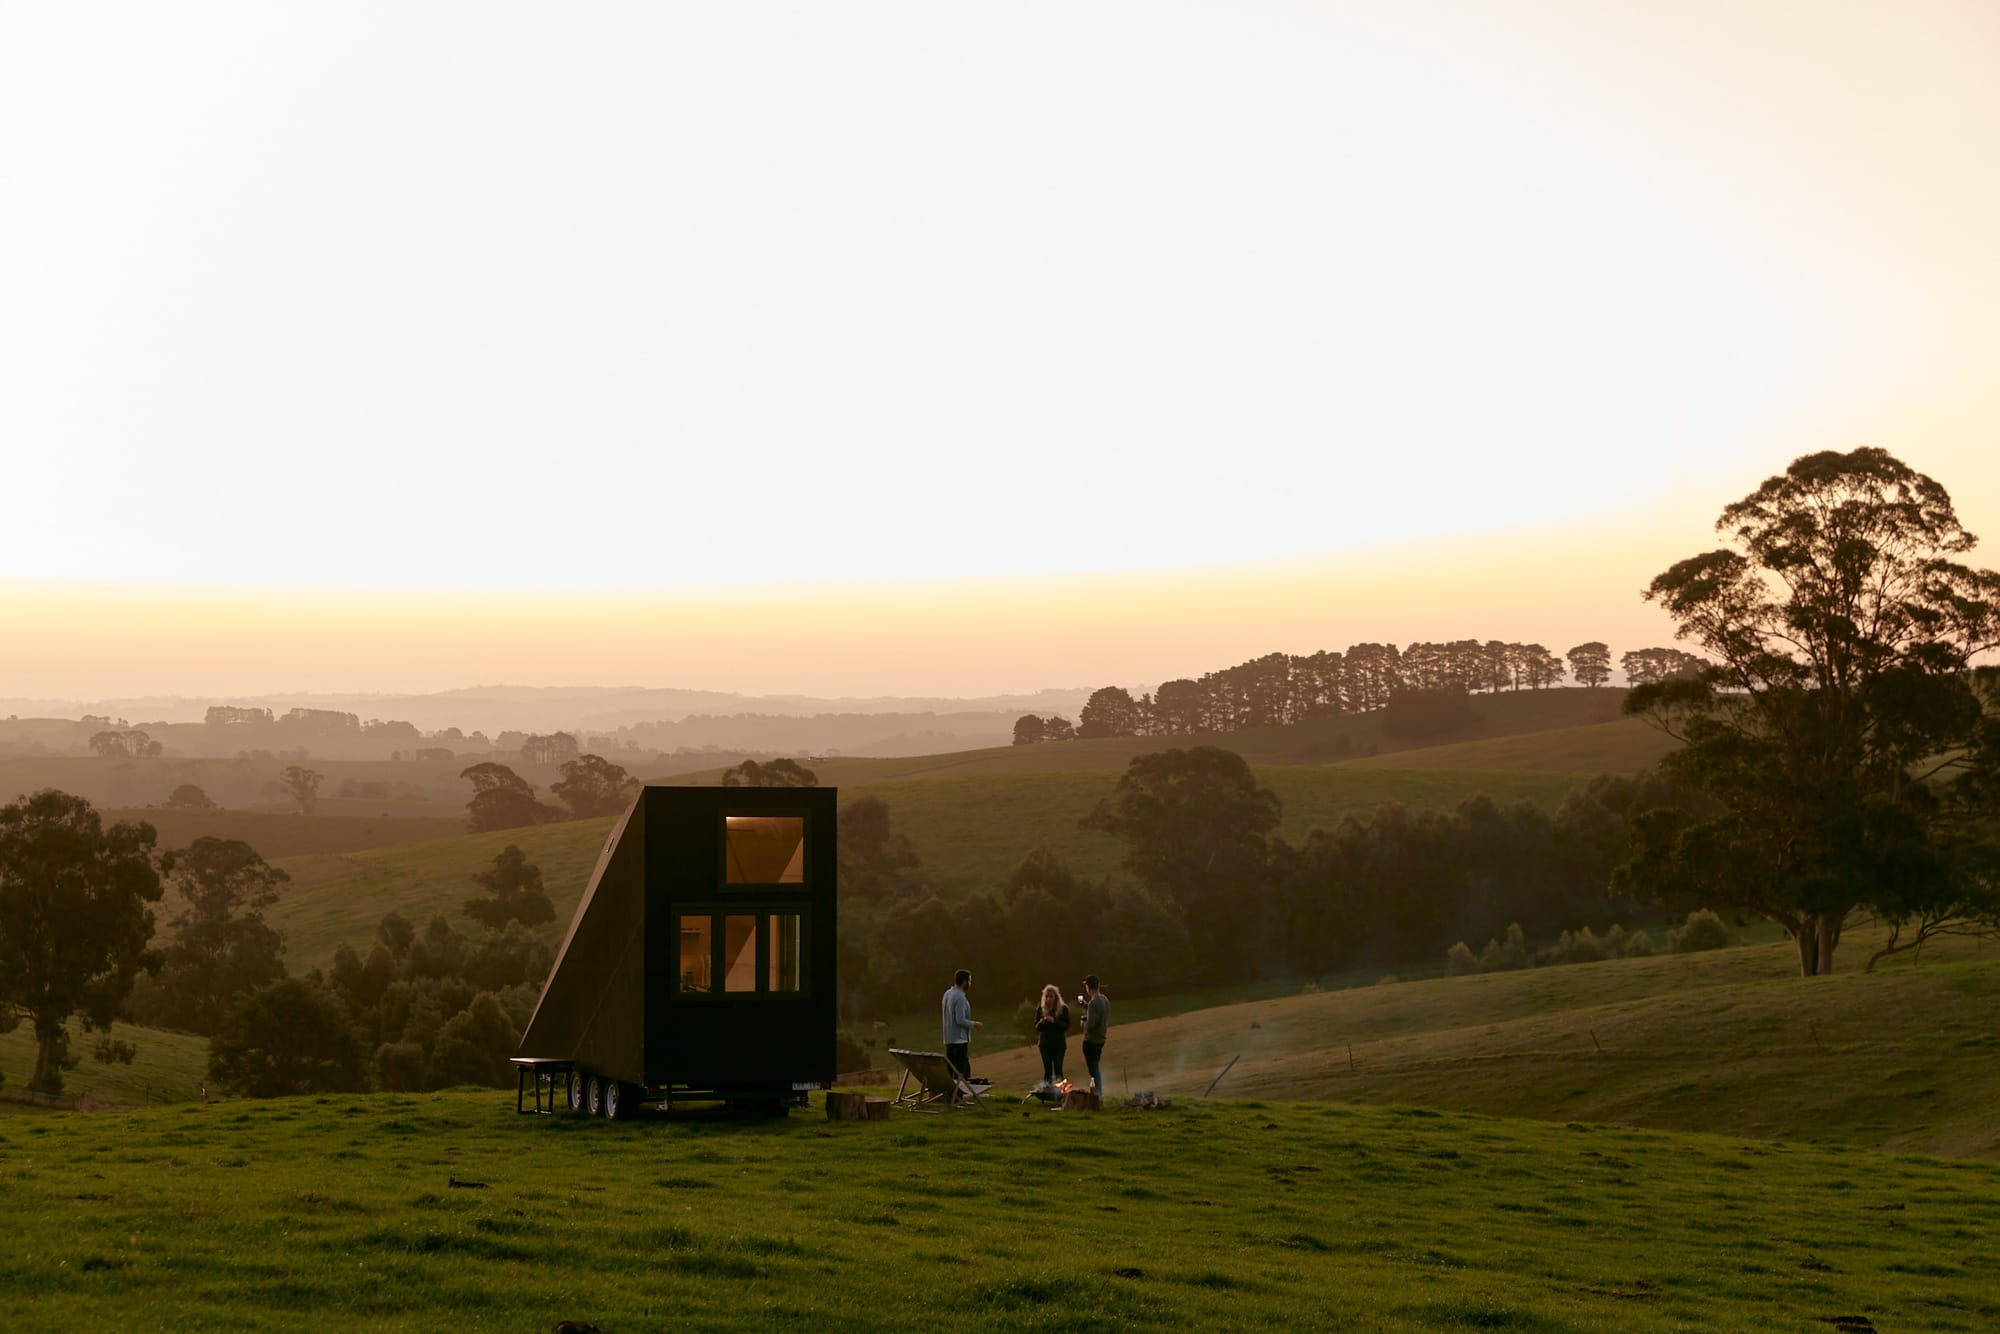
left=515, top=785, right=837, bottom=1117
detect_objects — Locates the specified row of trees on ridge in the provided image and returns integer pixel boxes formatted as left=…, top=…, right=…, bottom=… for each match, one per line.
left=1014, top=642, right=1708, bottom=743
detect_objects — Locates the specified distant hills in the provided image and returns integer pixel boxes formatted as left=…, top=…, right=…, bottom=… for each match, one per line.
left=0, top=683, right=1101, bottom=736
left=0, top=683, right=1112, bottom=762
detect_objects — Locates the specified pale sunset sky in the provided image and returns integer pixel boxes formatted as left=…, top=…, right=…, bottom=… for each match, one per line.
left=3, top=2, right=1996, bottom=699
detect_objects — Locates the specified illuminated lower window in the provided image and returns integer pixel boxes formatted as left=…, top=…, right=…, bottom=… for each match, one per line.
left=678, top=916, right=712, bottom=993
left=768, top=914, right=802, bottom=993
left=722, top=914, right=758, bottom=992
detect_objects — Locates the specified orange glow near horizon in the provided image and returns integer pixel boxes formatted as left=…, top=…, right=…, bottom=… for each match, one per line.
left=1, top=514, right=1716, bottom=702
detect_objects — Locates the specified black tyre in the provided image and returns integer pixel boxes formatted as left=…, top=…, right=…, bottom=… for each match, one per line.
left=587, top=1074, right=604, bottom=1117
left=568, top=1069, right=586, bottom=1114
left=605, top=1079, right=627, bottom=1121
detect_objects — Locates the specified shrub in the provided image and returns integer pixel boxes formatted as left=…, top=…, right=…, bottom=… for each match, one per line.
left=209, top=980, right=366, bottom=1097
left=1667, top=909, right=1730, bottom=954
left=1622, top=929, right=1656, bottom=957
left=374, top=1041, right=427, bottom=1092
left=1540, top=927, right=1607, bottom=967
left=1445, top=942, right=1479, bottom=976
left=1477, top=923, right=1531, bottom=973
left=427, top=992, right=520, bottom=1089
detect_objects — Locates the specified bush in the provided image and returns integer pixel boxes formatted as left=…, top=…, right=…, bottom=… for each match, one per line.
left=1667, top=909, right=1730, bottom=954
left=1622, top=929, right=1656, bottom=957
left=209, top=980, right=366, bottom=1097
left=1539, top=927, right=1607, bottom=967
left=427, top=992, right=520, bottom=1089
left=1477, top=923, right=1531, bottom=973
left=1445, top=942, right=1479, bottom=976
left=374, top=1041, right=427, bottom=1092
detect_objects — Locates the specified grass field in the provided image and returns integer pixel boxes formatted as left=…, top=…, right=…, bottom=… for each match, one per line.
left=264, top=764, right=1593, bottom=973
left=97, top=809, right=469, bottom=859
left=671, top=687, right=1642, bottom=787
left=0, top=1022, right=209, bottom=1111
left=1334, top=716, right=1677, bottom=774
left=4, top=1088, right=1997, bottom=1330
left=975, top=933, right=2000, bottom=1160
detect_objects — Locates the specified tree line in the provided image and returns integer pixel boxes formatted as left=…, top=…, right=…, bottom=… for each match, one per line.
left=833, top=754, right=1709, bottom=1022
left=0, top=786, right=564, bottom=1098
left=1013, top=642, right=1709, bottom=743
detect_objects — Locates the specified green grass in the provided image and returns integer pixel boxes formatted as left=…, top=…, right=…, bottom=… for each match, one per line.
left=100, top=808, right=468, bottom=859
left=3, top=1089, right=1996, bottom=1329
left=671, top=686, right=1640, bottom=786
left=0, top=1021, right=210, bottom=1110
left=975, top=932, right=2000, bottom=1160
left=0, top=755, right=480, bottom=818
left=1335, top=716, right=1677, bottom=774
left=266, top=765, right=1590, bottom=972
left=265, top=816, right=621, bottom=970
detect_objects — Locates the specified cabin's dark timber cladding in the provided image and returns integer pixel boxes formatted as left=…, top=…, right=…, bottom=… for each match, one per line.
left=516, top=786, right=838, bottom=1096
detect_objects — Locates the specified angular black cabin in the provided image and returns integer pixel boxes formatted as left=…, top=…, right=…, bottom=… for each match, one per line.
left=516, top=785, right=837, bottom=1115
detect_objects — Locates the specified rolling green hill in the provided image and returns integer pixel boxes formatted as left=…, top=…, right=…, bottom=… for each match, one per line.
left=977, top=932, right=2000, bottom=1160
left=265, top=764, right=1592, bottom=971
left=0, top=1022, right=209, bottom=1110
left=1334, top=714, right=1677, bottom=774
left=671, top=685, right=1641, bottom=786
left=101, top=809, right=468, bottom=859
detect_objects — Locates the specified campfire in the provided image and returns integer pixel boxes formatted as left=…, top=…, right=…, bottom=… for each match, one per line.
left=1027, top=1077, right=1102, bottom=1112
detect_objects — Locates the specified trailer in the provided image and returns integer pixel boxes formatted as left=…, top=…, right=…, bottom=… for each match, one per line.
left=513, top=785, right=837, bottom=1118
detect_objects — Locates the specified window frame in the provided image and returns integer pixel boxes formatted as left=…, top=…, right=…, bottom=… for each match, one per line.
left=718, top=810, right=811, bottom=889
left=671, top=904, right=812, bottom=1001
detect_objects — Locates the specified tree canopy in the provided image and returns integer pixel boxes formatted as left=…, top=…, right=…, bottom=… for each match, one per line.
left=463, top=844, right=555, bottom=930
left=549, top=754, right=640, bottom=818
left=1081, top=746, right=1281, bottom=982
left=0, top=790, right=163, bottom=1092
left=144, top=837, right=289, bottom=1035
left=459, top=761, right=555, bottom=832
left=1619, top=447, right=2000, bottom=974
left=721, top=757, right=818, bottom=787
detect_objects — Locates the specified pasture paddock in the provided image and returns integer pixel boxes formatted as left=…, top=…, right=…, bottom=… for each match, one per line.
left=3, top=1090, right=1995, bottom=1330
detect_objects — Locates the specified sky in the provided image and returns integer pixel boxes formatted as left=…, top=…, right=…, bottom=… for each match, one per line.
left=3, top=1, right=1997, bottom=699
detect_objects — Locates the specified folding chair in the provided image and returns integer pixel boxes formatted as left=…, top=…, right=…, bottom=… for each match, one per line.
left=888, top=1048, right=987, bottom=1112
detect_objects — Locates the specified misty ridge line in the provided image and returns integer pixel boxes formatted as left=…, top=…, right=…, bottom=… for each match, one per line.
left=1, top=631, right=1672, bottom=737
left=1, top=633, right=1692, bottom=765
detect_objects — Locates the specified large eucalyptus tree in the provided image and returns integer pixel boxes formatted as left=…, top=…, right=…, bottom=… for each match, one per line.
left=1619, top=448, right=2000, bottom=974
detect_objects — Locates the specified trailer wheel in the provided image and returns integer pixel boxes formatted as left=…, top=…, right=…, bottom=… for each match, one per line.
left=587, top=1074, right=604, bottom=1117
left=567, top=1070, right=585, bottom=1113
left=604, top=1079, right=627, bottom=1121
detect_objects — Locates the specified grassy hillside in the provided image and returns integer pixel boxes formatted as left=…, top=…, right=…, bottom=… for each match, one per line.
left=266, top=816, right=620, bottom=970
left=673, top=686, right=1639, bottom=786
left=6, top=1089, right=1997, bottom=1330
left=1335, top=715, right=1677, bottom=774
left=978, top=934, right=2000, bottom=1160
left=100, top=808, right=466, bottom=859
left=0, top=1022, right=209, bottom=1110
left=266, top=765, right=1589, bottom=971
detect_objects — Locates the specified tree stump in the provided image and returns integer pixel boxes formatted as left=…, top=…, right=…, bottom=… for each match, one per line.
left=1060, top=1089, right=1102, bottom=1112
left=826, top=1091, right=892, bottom=1122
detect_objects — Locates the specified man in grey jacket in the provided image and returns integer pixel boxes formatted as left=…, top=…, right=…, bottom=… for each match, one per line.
left=941, top=968, right=982, bottom=1081
left=1080, top=973, right=1109, bottom=1096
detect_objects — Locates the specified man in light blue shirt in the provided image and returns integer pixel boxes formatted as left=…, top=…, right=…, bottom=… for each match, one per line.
left=941, top=968, right=982, bottom=1081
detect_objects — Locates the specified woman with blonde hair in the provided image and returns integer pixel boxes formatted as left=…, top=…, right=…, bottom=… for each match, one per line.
left=1033, top=983, right=1071, bottom=1087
